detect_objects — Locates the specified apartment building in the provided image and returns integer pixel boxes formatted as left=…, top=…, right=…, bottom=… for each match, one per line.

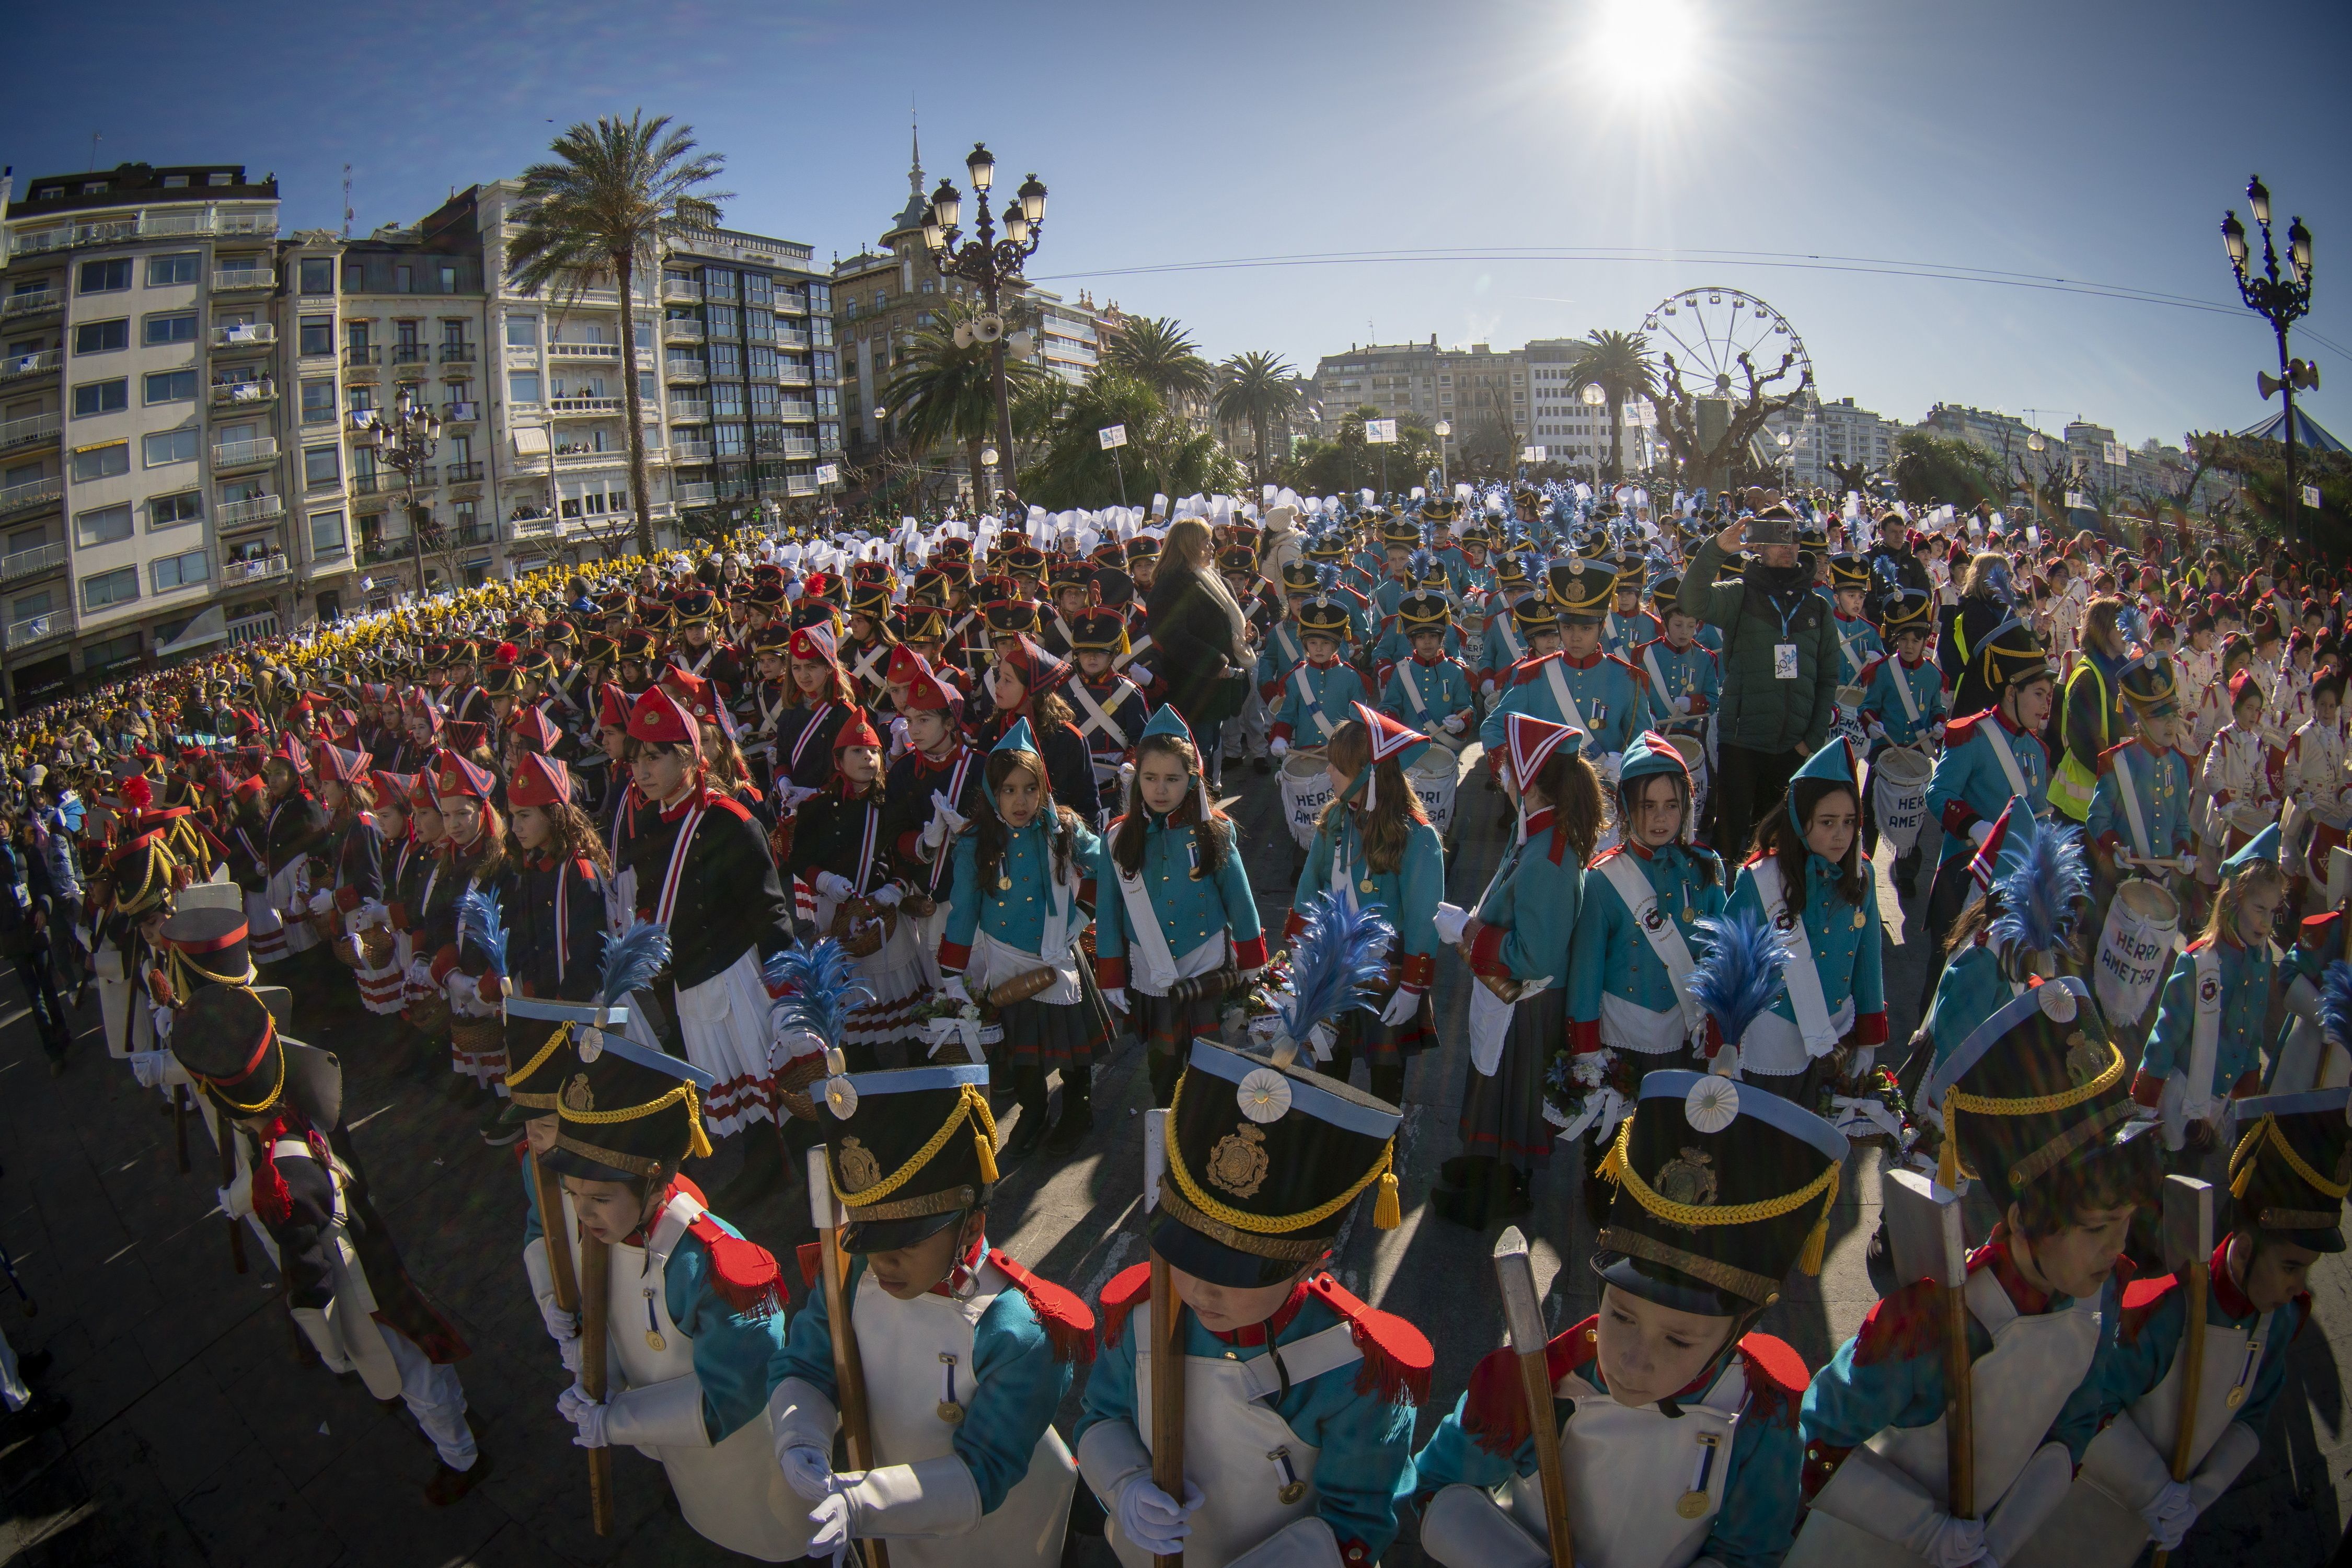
left=0, top=163, right=281, bottom=710
left=1309, top=338, right=1549, bottom=456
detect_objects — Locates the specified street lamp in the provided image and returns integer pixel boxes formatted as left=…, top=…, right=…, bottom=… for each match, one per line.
left=376, top=386, right=441, bottom=599
left=926, top=143, right=1046, bottom=508
left=2222, top=173, right=2318, bottom=547
left=1432, top=419, right=1451, bottom=488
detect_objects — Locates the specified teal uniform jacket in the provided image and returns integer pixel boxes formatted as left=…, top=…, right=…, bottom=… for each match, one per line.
left=1858, top=653, right=1947, bottom=747
left=1373, top=621, right=1464, bottom=670
left=1256, top=619, right=1313, bottom=701
left=1920, top=941, right=2020, bottom=1083
left=1725, top=851, right=1889, bottom=1052
left=1475, top=601, right=1535, bottom=693
left=1566, top=839, right=1726, bottom=1052
left=1448, top=557, right=1496, bottom=601
left=1089, top=811, right=1269, bottom=991
left=1371, top=574, right=1417, bottom=621
left=1417, top=1318, right=1808, bottom=1568
left=1380, top=654, right=1477, bottom=731
left=2086, top=738, right=2196, bottom=859
left=648, top=1196, right=795, bottom=1444
left=1271, top=659, right=1372, bottom=747
left=1926, top=708, right=2050, bottom=865
left=1463, top=809, right=1584, bottom=985
left=937, top=813, right=1104, bottom=974
left=1600, top=606, right=1651, bottom=660
left=1828, top=612, right=1885, bottom=687
left=1632, top=636, right=1722, bottom=726
left=1288, top=806, right=1445, bottom=995
left=769, top=1243, right=1076, bottom=1515
left=2091, top=1241, right=2308, bottom=1437
left=1479, top=649, right=1646, bottom=760
left=2131, top=932, right=2272, bottom=1111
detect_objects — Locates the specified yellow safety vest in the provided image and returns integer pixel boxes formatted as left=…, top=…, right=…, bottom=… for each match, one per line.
left=2048, top=659, right=2111, bottom=821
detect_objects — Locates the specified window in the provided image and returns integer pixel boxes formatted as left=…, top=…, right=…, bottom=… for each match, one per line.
left=72, top=378, right=128, bottom=417
left=83, top=631, right=141, bottom=669
left=714, top=422, right=746, bottom=456
left=309, top=509, right=347, bottom=555
left=75, top=503, right=133, bottom=546
left=299, top=316, right=335, bottom=356
left=78, top=259, right=132, bottom=294
left=70, top=442, right=129, bottom=481
left=506, top=316, right=537, bottom=347
left=750, top=383, right=779, bottom=417
left=144, top=311, right=198, bottom=345
left=142, top=428, right=198, bottom=466
left=73, top=319, right=129, bottom=355
left=744, top=273, right=773, bottom=306
left=144, top=368, right=197, bottom=404
left=146, top=252, right=200, bottom=286
left=813, top=350, right=836, bottom=380
left=815, top=388, right=839, bottom=420
left=706, top=269, right=737, bottom=301
left=439, top=266, right=457, bottom=293
left=809, top=283, right=831, bottom=313
left=153, top=549, right=209, bottom=592
left=299, top=258, right=335, bottom=295
left=303, top=446, right=340, bottom=489
left=449, top=500, right=477, bottom=533
left=345, top=383, right=377, bottom=415
left=510, top=373, right=541, bottom=404
left=301, top=379, right=337, bottom=424
left=394, top=265, right=413, bottom=294
left=152, top=491, right=202, bottom=528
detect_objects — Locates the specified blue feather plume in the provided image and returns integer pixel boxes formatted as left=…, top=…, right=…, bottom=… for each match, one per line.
left=1315, top=561, right=1340, bottom=594
left=2321, top=961, right=2352, bottom=1050
left=1409, top=548, right=1435, bottom=584
left=598, top=919, right=673, bottom=1009
left=1985, top=561, right=2016, bottom=607
left=763, top=939, right=874, bottom=1054
left=1279, top=893, right=1396, bottom=1044
left=458, top=888, right=509, bottom=977
left=1987, top=821, right=2089, bottom=956
left=1688, top=907, right=1789, bottom=1050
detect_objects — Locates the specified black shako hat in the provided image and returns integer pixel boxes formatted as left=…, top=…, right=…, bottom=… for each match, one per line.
left=543, top=1029, right=717, bottom=1186
left=818, top=1062, right=999, bottom=1254
left=2228, top=1087, right=2351, bottom=1253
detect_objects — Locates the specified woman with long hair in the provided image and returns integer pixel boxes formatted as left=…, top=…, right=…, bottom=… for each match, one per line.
left=785, top=715, right=924, bottom=1069
left=937, top=722, right=1109, bottom=1161
left=773, top=624, right=863, bottom=794
left=1093, top=709, right=1267, bottom=1107
left=494, top=755, right=609, bottom=1147
left=417, top=746, right=513, bottom=1133
left=1723, top=740, right=1887, bottom=1105
left=979, top=635, right=1101, bottom=823
left=1286, top=709, right=1446, bottom=1101
left=1146, top=515, right=1254, bottom=788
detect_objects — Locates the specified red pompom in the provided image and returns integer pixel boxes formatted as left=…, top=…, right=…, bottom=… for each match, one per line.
left=122, top=776, right=153, bottom=810
left=495, top=641, right=520, bottom=664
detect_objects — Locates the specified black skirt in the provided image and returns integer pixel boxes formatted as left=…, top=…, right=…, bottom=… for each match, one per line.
left=1457, top=987, right=1566, bottom=1170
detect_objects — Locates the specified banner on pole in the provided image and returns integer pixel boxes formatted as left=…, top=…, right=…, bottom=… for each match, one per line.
left=1098, top=424, right=1128, bottom=450
left=1364, top=419, right=1397, bottom=445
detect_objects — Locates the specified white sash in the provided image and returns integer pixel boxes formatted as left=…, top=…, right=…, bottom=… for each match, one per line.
left=653, top=802, right=708, bottom=925
left=849, top=640, right=888, bottom=690
left=1113, top=864, right=1227, bottom=997
left=1397, top=661, right=1429, bottom=717
left=1491, top=612, right=1525, bottom=666
left=1272, top=624, right=1302, bottom=672
left=1540, top=658, right=1590, bottom=735
left=1596, top=852, right=1703, bottom=1034
left=1290, top=665, right=1339, bottom=740
left=1887, top=658, right=1923, bottom=727
left=1642, top=646, right=1674, bottom=708
left=1070, top=677, right=1135, bottom=751
left=2185, top=947, right=2222, bottom=1122
left=2112, top=747, right=2154, bottom=860
left=1748, top=857, right=1841, bottom=1056
left=1979, top=719, right=2033, bottom=802
left=787, top=702, right=835, bottom=776
left=1834, top=620, right=1865, bottom=678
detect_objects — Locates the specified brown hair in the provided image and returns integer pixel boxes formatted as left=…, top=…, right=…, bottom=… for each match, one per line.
left=1534, top=750, right=1606, bottom=866
left=1112, top=732, right=1232, bottom=880
left=1619, top=770, right=1716, bottom=884
left=1750, top=778, right=1864, bottom=908
left=1314, top=719, right=1427, bottom=875
left=791, top=654, right=856, bottom=709
left=509, top=799, right=613, bottom=877
left=1961, top=552, right=2007, bottom=598
left=2201, top=860, right=2286, bottom=948
left=973, top=747, right=1081, bottom=892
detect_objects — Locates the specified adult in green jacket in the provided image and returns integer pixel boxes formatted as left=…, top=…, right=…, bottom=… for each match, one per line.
left=1678, top=504, right=1841, bottom=858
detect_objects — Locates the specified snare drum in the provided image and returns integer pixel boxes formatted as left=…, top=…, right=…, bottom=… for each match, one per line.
left=1279, top=751, right=1335, bottom=849
left=1410, top=748, right=1460, bottom=834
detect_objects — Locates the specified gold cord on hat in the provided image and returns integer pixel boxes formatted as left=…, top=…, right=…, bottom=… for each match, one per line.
left=2230, top=1113, right=2350, bottom=1202
left=828, top=1082, right=1001, bottom=1209
left=1161, top=1070, right=1401, bottom=1238
left=1939, top=1037, right=2124, bottom=1191
left=1600, top=1118, right=1840, bottom=1274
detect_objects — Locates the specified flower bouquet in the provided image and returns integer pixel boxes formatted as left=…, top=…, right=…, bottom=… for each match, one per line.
left=913, top=988, right=999, bottom=1063
left=1822, top=1064, right=1919, bottom=1155
left=1542, top=1046, right=1635, bottom=1146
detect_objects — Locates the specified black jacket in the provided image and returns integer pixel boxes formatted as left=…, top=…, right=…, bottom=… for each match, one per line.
left=1145, top=568, right=1250, bottom=725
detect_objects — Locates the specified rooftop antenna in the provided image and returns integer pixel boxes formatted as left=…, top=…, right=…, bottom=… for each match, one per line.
left=88, top=132, right=100, bottom=171
left=342, top=164, right=353, bottom=239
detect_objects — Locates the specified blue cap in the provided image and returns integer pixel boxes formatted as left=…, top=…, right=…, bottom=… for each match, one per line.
left=992, top=715, right=1039, bottom=756
left=2223, top=823, right=2281, bottom=870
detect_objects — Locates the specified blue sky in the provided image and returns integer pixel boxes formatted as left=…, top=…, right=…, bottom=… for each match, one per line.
left=7, top=0, right=2346, bottom=449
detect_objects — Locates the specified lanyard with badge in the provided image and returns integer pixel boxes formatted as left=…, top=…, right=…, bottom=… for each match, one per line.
left=1767, top=589, right=1803, bottom=681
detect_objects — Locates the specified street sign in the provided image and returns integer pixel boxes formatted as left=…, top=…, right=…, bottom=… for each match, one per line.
left=814, top=463, right=839, bottom=486
left=2305, top=485, right=2324, bottom=509
left=1364, top=419, right=1398, bottom=445
left=1098, top=424, right=1128, bottom=451
left=2102, top=441, right=2127, bottom=468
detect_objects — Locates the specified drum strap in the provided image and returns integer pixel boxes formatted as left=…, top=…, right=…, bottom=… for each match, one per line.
left=1397, top=662, right=1428, bottom=717
left=1643, top=647, right=1674, bottom=706
left=1541, top=659, right=1590, bottom=736
left=1887, top=659, right=1922, bottom=728
left=1749, top=857, right=1842, bottom=1057
left=2113, top=747, right=2154, bottom=860
left=1292, top=666, right=1339, bottom=740
left=2186, top=947, right=2222, bottom=1122
left=1070, top=678, right=1134, bottom=751
left=1835, top=621, right=1865, bottom=678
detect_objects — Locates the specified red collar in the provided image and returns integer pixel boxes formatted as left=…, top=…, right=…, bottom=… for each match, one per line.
left=928, top=1237, right=987, bottom=1298
left=1206, top=1282, right=1309, bottom=1345
left=657, top=788, right=709, bottom=823
left=1412, top=653, right=1444, bottom=666
left=1899, top=654, right=1926, bottom=669
left=620, top=1179, right=682, bottom=1246
left=1622, top=837, right=1656, bottom=860
left=916, top=744, right=967, bottom=773
left=1523, top=805, right=1558, bottom=835
left=1982, top=1230, right=2056, bottom=1313
left=1562, top=649, right=1604, bottom=670
left=2213, top=1237, right=2257, bottom=1319
left=1994, top=707, right=2027, bottom=735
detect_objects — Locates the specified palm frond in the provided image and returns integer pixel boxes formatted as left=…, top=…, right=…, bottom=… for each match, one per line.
left=458, top=888, right=509, bottom=975
left=2321, top=961, right=2352, bottom=1050
left=763, top=940, right=874, bottom=1054
left=1689, top=906, right=1789, bottom=1048
left=1279, top=894, right=1396, bottom=1043
left=598, top=919, right=673, bottom=1009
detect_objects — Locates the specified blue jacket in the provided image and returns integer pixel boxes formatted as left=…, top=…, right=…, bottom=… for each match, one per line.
left=1271, top=659, right=1371, bottom=747
left=1290, top=807, right=1445, bottom=995
left=1725, top=851, right=1888, bottom=1057
left=1858, top=653, right=1947, bottom=747
left=1090, top=811, right=1267, bottom=991
left=1566, top=840, right=1725, bottom=1052
left=1926, top=709, right=2050, bottom=865
left=1632, top=637, right=1722, bottom=727
left=2135, top=932, right=2272, bottom=1110
left=2085, top=738, right=2196, bottom=860
left=1380, top=654, right=1477, bottom=730
left=1481, top=650, right=1645, bottom=759
left=938, top=813, right=1103, bottom=972
left=1463, top=811, right=1584, bottom=987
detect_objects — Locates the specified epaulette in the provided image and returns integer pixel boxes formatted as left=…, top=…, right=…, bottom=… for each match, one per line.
left=1098, top=1261, right=1152, bottom=1348
left=1304, top=1273, right=1433, bottom=1407
left=1509, top=652, right=1560, bottom=685
left=1856, top=655, right=1889, bottom=687
left=1940, top=711, right=1993, bottom=746
left=988, top=1248, right=1097, bottom=1364
left=1608, top=654, right=1644, bottom=684
left=2096, top=737, right=2139, bottom=774
left=1590, top=845, right=1628, bottom=868
left=705, top=793, right=753, bottom=824
left=1462, top=1313, right=1599, bottom=1454
left=684, top=1211, right=781, bottom=1316
left=1738, top=1332, right=1809, bottom=1426
left=1850, top=1278, right=1945, bottom=1368
left=2119, top=1271, right=2178, bottom=1345
left=796, top=1240, right=823, bottom=1292
left=571, top=856, right=597, bottom=880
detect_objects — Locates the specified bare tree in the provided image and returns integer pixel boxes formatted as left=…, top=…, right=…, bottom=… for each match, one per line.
left=1652, top=349, right=1812, bottom=488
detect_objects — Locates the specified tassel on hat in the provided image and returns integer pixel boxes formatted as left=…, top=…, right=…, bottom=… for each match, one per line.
left=1797, top=1162, right=1841, bottom=1275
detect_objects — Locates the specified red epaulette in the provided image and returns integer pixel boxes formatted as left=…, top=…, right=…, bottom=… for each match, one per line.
left=1590, top=845, right=1628, bottom=868
left=1851, top=1278, right=1946, bottom=1368
left=1738, top=1332, right=1810, bottom=1426
left=1940, top=710, right=1998, bottom=746
left=686, top=1212, right=782, bottom=1316
left=1509, top=652, right=1558, bottom=686
left=1463, top=1314, right=1598, bottom=1454
left=1099, top=1262, right=1152, bottom=1349
left=1305, top=1273, right=1433, bottom=1408
left=1609, top=653, right=1643, bottom=683
left=571, top=856, right=597, bottom=880
left=2119, top=1271, right=2178, bottom=1345
left=988, top=1248, right=1097, bottom=1364
left=706, top=793, right=753, bottom=824
left=797, top=1240, right=823, bottom=1293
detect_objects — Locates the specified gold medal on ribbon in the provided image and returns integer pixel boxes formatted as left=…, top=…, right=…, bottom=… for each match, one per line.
left=646, top=1329, right=667, bottom=1352
left=1676, top=1489, right=1711, bottom=1519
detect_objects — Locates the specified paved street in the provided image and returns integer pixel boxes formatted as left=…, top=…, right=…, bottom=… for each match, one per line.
left=1, top=757, right=2347, bottom=1566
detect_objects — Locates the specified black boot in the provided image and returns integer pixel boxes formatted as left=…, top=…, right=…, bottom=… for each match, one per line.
left=1004, top=1069, right=1051, bottom=1162
left=1045, top=1070, right=1094, bottom=1155
left=714, top=1125, right=785, bottom=1208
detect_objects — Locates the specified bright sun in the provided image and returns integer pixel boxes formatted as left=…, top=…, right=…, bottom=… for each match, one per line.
left=1586, top=0, right=1704, bottom=77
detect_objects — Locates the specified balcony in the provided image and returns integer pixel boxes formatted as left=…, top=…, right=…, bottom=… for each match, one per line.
left=663, top=279, right=702, bottom=303
left=779, top=437, right=817, bottom=459
left=774, top=325, right=810, bottom=348
left=11, top=210, right=276, bottom=251
left=442, top=400, right=479, bottom=422
left=509, top=513, right=559, bottom=540
left=219, top=552, right=290, bottom=586
left=2, top=289, right=62, bottom=321
left=779, top=401, right=816, bottom=421
left=549, top=395, right=621, bottom=416
left=444, top=459, right=484, bottom=483
left=0, top=349, right=61, bottom=384
left=664, top=358, right=707, bottom=384
left=389, top=343, right=433, bottom=370
left=669, top=399, right=709, bottom=423
left=0, top=541, right=65, bottom=582
left=439, top=342, right=476, bottom=364
left=662, top=319, right=704, bottom=345
left=0, top=412, right=61, bottom=455
left=350, top=471, right=383, bottom=495
left=212, top=267, right=274, bottom=292
left=345, top=345, right=380, bottom=370
left=210, top=435, right=278, bottom=471
left=357, top=536, right=413, bottom=566
left=672, top=440, right=712, bottom=461
left=548, top=341, right=620, bottom=360
left=5, top=610, right=70, bottom=651
left=209, top=378, right=277, bottom=409
left=446, top=522, right=495, bottom=548
left=210, top=322, right=274, bottom=351
left=673, top=481, right=716, bottom=505
left=216, top=493, right=284, bottom=529
left=0, top=477, right=63, bottom=518
left=778, top=365, right=813, bottom=387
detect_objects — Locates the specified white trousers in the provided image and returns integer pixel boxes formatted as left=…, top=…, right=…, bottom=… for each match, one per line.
left=386, top=1323, right=477, bottom=1471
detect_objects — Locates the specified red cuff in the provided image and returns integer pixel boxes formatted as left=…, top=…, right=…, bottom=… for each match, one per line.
left=2131, top=1068, right=2165, bottom=1108
left=937, top=940, right=971, bottom=973
left=1940, top=801, right=1977, bottom=833
left=895, top=829, right=923, bottom=863
left=335, top=885, right=362, bottom=912
left=2096, top=831, right=2123, bottom=852
left=1687, top=695, right=1710, bottom=713
left=1077, top=878, right=1096, bottom=909
left=387, top=901, right=410, bottom=930
left=1283, top=908, right=1308, bottom=944
left=1570, top=1016, right=1602, bottom=1053
left=480, top=973, right=504, bottom=1003
left=1270, top=722, right=1294, bottom=743
left=1398, top=950, right=1436, bottom=991
left=429, top=944, right=460, bottom=985
left=1096, top=955, right=1128, bottom=991
left=1854, top=1010, right=1888, bottom=1047
left=1231, top=933, right=1268, bottom=971
left=1468, top=921, right=1508, bottom=977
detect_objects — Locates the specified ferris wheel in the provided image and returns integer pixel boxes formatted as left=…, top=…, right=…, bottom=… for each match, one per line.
left=1640, top=287, right=1813, bottom=397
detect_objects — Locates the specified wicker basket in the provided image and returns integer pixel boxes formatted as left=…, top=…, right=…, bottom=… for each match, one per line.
left=404, top=995, right=452, bottom=1036
left=450, top=1014, right=505, bottom=1062
left=774, top=1053, right=826, bottom=1122
left=826, top=899, right=894, bottom=959
left=358, top=926, right=397, bottom=967
left=330, top=932, right=366, bottom=970
left=308, top=907, right=342, bottom=947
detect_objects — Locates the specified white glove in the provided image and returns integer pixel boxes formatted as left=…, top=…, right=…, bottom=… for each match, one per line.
left=405, top=957, right=436, bottom=994
left=815, top=871, right=855, bottom=902
left=358, top=897, right=390, bottom=929
left=1968, top=818, right=1993, bottom=847
left=1597, top=752, right=1624, bottom=785
left=920, top=812, right=950, bottom=851
left=1867, top=720, right=1888, bottom=742
left=130, top=1048, right=171, bottom=1089
left=538, top=1293, right=580, bottom=1348
left=870, top=885, right=902, bottom=907
left=446, top=972, right=482, bottom=1013
left=780, top=1442, right=839, bottom=1504
left=1270, top=736, right=1289, bottom=758
left=1126, top=661, right=1154, bottom=685
left=1116, top=1475, right=1204, bottom=1557
left=557, top=1334, right=582, bottom=1374
left=809, top=1492, right=853, bottom=1566
left=1380, top=987, right=1422, bottom=1027
left=783, top=784, right=823, bottom=810
left=1442, top=713, right=1467, bottom=734
left=1919, top=1514, right=1986, bottom=1568
left=557, top=1383, right=609, bottom=1449
left=928, top=790, right=968, bottom=834
left=1102, top=987, right=1128, bottom=1014
left=1432, top=902, right=1470, bottom=946
left=2143, top=1479, right=2197, bottom=1551
left=1673, top=695, right=1692, bottom=714
left=941, top=976, right=971, bottom=1006
left=217, top=1180, right=254, bottom=1223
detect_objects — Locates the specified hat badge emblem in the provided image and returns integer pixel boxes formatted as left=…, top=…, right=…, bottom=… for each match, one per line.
left=560, top=1073, right=594, bottom=1114
left=1655, top=1147, right=1719, bottom=1222
left=1206, top=1123, right=1271, bottom=1200
left=836, top=1136, right=882, bottom=1194
left=2199, top=975, right=2220, bottom=1003
left=2063, top=1031, right=2106, bottom=1087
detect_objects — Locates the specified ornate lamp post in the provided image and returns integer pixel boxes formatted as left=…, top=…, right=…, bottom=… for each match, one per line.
left=1432, top=419, right=1451, bottom=489
left=375, top=386, right=441, bottom=599
left=924, top=144, right=1046, bottom=505
left=2221, top=175, right=2318, bottom=547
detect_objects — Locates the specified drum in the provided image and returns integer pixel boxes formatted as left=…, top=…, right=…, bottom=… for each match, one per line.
left=1869, top=745, right=1933, bottom=857
left=2222, top=801, right=2269, bottom=858
left=2302, top=799, right=2352, bottom=884
left=1279, top=751, right=1335, bottom=849
left=1671, top=736, right=1709, bottom=837
left=2093, top=878, right=2179, bottom=1027
left=1409, top=748, right=1459, bottom=834
left=1832, top=682, right=1871, bottom=745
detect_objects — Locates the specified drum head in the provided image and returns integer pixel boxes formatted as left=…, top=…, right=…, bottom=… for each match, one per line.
left=1877, top=746, right=1933, bottom=783
left=2229, top=802, right=2269, bottom=835
left=2117, top=879, right=2179, bottom=923
left=1281, top=752, right=1327, bottom=782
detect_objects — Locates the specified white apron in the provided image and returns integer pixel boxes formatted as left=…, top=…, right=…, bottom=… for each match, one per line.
left=267, top=855, right=320, bottom=954
left=274, top=1137, right=403, bottom=1400
left=1108, top=1299, right=1362, bottom=1567
left=851, top=1256, right=1078, bottom=1566
left=1739, top=858, right=1849, bottom=1075
left=1114, top=866, right=1229, bottom=997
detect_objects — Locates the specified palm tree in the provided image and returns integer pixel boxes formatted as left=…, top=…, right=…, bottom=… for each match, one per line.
left=1213, top=351, right=1298, bottom=484
left=1105, top=316, right=1213, bottom=407
left=1018, top=370, right=1242, bottom=508
left=1563, top=329, right=1657, bottom=482
left=505, top=111, right=727, bottom=557
left=883, top=303, right=1046, bottom=502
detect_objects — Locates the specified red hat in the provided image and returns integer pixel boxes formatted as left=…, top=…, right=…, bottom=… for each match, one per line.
left=596, top=682, right=632, bottom=730
left=2227, top=669, right=2262, bottom=707
left=885, top=644, right=931, bottom=686
left=901, top=667, right=962, bottom=718
left=1505, top=713, right=1580, bottom=791
left=627, top=686, right=701, bottom=755
left=371, top=770, right=416, bottom=808
left=446, top=720, right=488, bottom=755
left=994, top=633, right=1072, bottom=699
left=229, top=773, right=267, bottom=808
left=508, top=753, right=572, bottom=811
left=789, top=624, right=839, bottom=665
left=309, top=742, right=373, bottom=785
left=408, top=773, right=440, bottom=811
left=507, top=706, right=562, bottom=754
left=658, top=665, right=711, bottom=707
left=430, top=747, right=498, bottom=803
left=834, top=716, right=883, bottom=753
